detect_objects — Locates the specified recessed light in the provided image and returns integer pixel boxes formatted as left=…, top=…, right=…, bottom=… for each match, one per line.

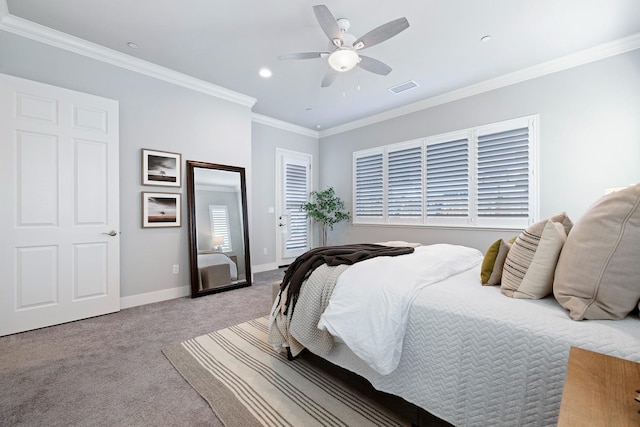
left=480, top=35, right=492, bottom=43
left=259, top=68, right=272, bottom=78
left=316, top=125, right=321, bottom=129
left=127, top=42, right=138, bottom=49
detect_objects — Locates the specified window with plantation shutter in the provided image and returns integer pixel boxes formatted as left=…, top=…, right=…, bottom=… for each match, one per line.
left=387, top=144, right=423, bottom=220
left=354, top=150, right=384, bottom=221
left=285, top=162, right=309, bottom=253
left=209, top=205, right=232, bottom=252
left=352, top=115, right=537, bottom=228
left=477, top=126, right=530, bottom=220
left=425, top=136, right=469, bottom=222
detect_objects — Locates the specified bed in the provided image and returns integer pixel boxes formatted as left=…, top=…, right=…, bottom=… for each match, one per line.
left=197, top=252, right=238, bottom=290
left=269, top=184, right=640, bottom=426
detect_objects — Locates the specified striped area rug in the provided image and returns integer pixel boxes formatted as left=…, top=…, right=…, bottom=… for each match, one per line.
left=163, top=317, right=409, bottom=427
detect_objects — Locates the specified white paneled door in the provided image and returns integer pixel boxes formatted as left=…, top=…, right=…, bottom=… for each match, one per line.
left=0, top=74, right=120, bottom=336
left=275, top=149, right=311, bottom=267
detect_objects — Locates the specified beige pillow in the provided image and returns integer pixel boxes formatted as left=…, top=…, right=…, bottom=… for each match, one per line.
left=553, top=184, right=640, bottom=320
left=483, top=239, right=512, bottom=286
left=502, top=212, right=573, bottom=295
left=502, top=220, right=566, bottom=298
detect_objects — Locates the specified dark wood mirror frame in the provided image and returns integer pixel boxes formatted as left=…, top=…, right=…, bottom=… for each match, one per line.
left=186, top=160, right=251, bottom=297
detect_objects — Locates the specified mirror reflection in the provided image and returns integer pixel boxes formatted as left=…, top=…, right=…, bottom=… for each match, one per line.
left=186, top=161, right=251, bottom=296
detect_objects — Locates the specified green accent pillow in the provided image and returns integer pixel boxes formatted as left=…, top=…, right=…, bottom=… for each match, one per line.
left=480, top=239, right=502, bottom=284
left=481, top=237, right=516, bottom=285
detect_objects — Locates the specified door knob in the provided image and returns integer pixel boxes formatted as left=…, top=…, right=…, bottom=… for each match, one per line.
left=102, top=230, right=118, bottom=236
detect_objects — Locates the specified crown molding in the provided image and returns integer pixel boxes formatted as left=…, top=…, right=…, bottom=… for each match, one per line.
left=320, top=32, right=640, bottom=138
left=252, top=113, right=319, bottom=138
left=0, top=11, right=257, bottom=108
left=3, top=0, right=638, bottom=138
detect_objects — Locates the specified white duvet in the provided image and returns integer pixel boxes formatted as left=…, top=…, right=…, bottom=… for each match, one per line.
left=317, top=244, right=483, bottom=375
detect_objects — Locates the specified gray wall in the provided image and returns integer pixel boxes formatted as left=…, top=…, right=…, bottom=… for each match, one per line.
left=0, top=30, right=253, bottom=297
left=319, top=50, right=640, bottom=252
left=3, top=27, right=638, bottom=296
left=251, top=122, right=319, bottom=268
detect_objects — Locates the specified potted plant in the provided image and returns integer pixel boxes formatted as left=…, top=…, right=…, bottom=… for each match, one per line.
left=301, top=187, right=351, bottom=247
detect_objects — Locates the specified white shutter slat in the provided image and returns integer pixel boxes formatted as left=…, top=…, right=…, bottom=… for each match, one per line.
left=355, top=153, right=384, bottom=218
left=426, top=138, right=469, bottom=218
left=388, top=146, right=422, bottom=218
left=477, top=126, right=530, bottom=218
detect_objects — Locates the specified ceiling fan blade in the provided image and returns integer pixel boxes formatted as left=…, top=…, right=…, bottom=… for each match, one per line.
left=321, top=68, right=338, bottom=87
left=278, top=52, right=329, bottom=60
left=353, top=17, right=409, bottom=50
left=313, top=4, right=343, bottom=47
left=358, top=55, right=392, bottom=76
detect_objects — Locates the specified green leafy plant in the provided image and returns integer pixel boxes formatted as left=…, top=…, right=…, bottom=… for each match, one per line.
left=301, top=187, right=351, bottom=247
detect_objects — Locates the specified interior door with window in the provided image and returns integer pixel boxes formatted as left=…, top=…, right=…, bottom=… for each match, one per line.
left=276, top=149, right=311, bottom=267
left=0, top=73, right=120, bottom=336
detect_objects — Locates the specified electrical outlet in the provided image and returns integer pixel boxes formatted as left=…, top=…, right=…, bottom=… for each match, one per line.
left=172, top=264, right=179, bottom=274
left=263, top=248, right=268, bottom=255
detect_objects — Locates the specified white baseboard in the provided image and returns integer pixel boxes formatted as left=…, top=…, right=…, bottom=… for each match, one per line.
left=120, top=285, right=190, bottom=309
left=252, top=262, right=279, bottom=273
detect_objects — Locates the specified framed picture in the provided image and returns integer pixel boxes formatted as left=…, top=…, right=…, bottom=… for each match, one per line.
left=142, top=192, right=181, bottom=228
left=142, top=149, right=182, bottom=187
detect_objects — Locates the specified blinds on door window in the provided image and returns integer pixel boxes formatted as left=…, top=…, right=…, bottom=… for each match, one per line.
left=285, top=162, right=309, bottom=252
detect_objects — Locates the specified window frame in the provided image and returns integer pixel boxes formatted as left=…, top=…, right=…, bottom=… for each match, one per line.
left=352, top=115, right=539, bottom=229
left=209, top=204, right=233, bottom=252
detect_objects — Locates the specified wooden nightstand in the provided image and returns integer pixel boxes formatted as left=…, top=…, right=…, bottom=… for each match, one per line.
left=558, top=347, right=640, bottom=427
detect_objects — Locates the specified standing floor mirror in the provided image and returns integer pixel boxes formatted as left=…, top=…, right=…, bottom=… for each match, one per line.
left=186, top=161, right=251, bottom=297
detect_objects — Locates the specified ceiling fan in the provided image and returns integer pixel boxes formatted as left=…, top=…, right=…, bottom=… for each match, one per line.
left=278, top=5, right=410, bottom=87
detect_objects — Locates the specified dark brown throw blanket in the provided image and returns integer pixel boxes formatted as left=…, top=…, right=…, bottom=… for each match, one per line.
left=280, top=244, right=415, bottom=316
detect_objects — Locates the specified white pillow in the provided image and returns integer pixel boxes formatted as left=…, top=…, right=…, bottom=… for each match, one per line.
left=375, top=241, right=422, bottom=248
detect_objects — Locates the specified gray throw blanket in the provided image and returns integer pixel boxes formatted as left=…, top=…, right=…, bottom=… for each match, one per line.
left=269, top=264, right=348, bottom=358
left=269, top=243, right=415, bottom=359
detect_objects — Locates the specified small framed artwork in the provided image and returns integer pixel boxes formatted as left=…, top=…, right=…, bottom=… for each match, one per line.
left=142, top=192, right=181, bottom=228
left=142, top=149, right=182, bottom=187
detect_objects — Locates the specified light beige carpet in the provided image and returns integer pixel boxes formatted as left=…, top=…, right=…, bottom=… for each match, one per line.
left=163, top=317, right=409, bottom=427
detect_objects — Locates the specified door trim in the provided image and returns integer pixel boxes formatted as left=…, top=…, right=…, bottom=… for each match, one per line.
left=275, top=148, right=312, bottom=267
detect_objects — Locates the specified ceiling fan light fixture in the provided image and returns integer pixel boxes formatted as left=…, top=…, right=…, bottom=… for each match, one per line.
left=328, top=49, right=360, bottom=72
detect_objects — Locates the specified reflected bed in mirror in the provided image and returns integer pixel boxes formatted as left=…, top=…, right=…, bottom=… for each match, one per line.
left=186, top=161, right=251, bottom=297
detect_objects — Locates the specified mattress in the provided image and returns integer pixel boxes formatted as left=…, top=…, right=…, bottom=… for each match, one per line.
left=309, top=266, right=640, bottom=426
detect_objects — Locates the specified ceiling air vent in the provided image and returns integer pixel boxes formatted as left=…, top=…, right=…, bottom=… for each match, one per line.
left=388, top=80, right=419, bottom=94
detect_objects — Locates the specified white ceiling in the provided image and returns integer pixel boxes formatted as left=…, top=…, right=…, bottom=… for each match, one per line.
left=5, top=0, right=640, bottom=132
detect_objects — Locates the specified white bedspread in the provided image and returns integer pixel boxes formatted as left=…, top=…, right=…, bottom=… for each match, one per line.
left=315, top=266, right=640, bottom=426
left=318, top=244, right=483, bottom=375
